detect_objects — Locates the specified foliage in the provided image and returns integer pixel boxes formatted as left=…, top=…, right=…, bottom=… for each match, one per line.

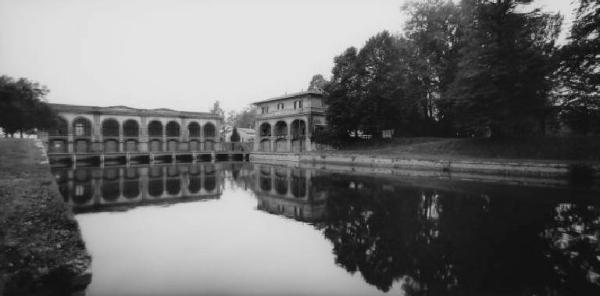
left=225, top=106, right=257, bottom=128
left=308, top=74, right=328, bottom=92
left=230, top=127, right=240, bottom=142
left=448, top=0, right=562, bottom=138
left=0, top=75, right=57, bottom=136
left=556, top=0, right=600, bottom=134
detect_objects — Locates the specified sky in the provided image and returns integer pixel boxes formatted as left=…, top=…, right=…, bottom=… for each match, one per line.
left=0, top=0, right=575, bottom=113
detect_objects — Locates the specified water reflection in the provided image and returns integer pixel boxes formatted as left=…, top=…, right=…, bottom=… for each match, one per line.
left=52, top=163, right=600, bottom=295
left=53, top=163, right=223, bottom=213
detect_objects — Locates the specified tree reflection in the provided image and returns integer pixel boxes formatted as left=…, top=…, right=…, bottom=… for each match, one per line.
left=313, top=174, right=600, bottom=295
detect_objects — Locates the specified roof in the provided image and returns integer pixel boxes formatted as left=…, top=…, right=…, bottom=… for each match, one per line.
left=253, top=90, right=323, bottom=105
left=49, top=103, right=221, bottom=119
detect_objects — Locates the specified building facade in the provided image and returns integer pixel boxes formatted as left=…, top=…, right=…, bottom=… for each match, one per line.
left=253, top=91, right=326, bottom=153
left=47, top=104, right=222, bottom=154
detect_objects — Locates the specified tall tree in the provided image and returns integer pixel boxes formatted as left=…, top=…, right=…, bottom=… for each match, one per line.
left=0, top=75, right=56, bottom=137
left=308, top=74, right=328, bottom=92
left=557, top=0, right=600, bottom=134
left=447, top=0, right=561, bottom=138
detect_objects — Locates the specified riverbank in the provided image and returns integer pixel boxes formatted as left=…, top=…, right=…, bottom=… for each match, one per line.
left=0, top=139, right=91, bottom=296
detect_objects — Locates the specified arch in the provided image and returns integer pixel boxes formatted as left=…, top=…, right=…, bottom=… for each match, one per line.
left=49, top=117, right=68, bottom=137
left=166, top=178, right=181, bottom=195
left=148, top=120, right=163, bottom=137
left=72, top=117, right=92, bottom=137
left=260, top=168, right=272, bottom=192
left=188, top=176, right=201, bottom=194
left=166, top=121, right=180, bottom=137
left=291, top=119, right=306, bottom=138
left=72, top=183, right=93, bottom=205
left=204, top=165, right=216, bottom=192
left=274, top=121, right=288, bottom=137
left=123, top=180, right=140, bottom=199
left=101, top=181, right=120, bottom=202
left=204, top=122, right=216, bottom=138
left=188, top=122, right=201, bottom=138
left=102, top=118, right=120, bottom=137
left=291, top=169, right=307, bottom=198
left=260, top=122, right=271, bottom=137
left=148, top=179, right=164, bottom=197
left=123, top=119, right=139, bottom=137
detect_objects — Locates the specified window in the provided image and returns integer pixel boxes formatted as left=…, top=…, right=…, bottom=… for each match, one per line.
left=261, top=106, right=269, bottom=114
left=75, top=123, right=85, bottom=136
left=294, top=100, right=303, bottom=109
left=277, top=103, right=284, bottom=110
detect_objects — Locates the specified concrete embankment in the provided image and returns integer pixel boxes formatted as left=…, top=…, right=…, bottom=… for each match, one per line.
left=0, top=139, right=91, bottom=296
left=251, top=152, right=600, bottom=186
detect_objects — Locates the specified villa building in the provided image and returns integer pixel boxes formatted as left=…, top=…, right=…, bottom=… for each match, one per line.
left=47, top=104, right=222, bottom=154
left=253, top=90, right=326, bottom=153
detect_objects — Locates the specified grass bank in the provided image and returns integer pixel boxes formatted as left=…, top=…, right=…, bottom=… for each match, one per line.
left=0, top=139, right=90, bottom=296
left=329, top=136, right=600, bottom=162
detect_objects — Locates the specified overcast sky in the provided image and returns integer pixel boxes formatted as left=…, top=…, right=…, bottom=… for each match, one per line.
left=0, top=0, right=575, bottom=113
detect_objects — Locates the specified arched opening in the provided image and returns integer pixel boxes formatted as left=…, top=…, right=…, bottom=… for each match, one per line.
left=260, top=123, right=271, bottom=137
left=166, top=178, right=181, bottom=195
left=123, top=180, right=140, bottom=199
left=260, top=167, right=272, bottom=191
left=204, top=123, right=216, bottom=138
left=102, top=119, right=120, bottom=138
left=274, top=121, right=287, bottom=137
left=72, top=117, right=92, bottom=137
left=148, top=121, right=163, bottom=137
left=50, top=117, right=68, bottom=137
left=291, top=169, right=307, bottom=198
left=188, top=122, right=201, bottom=138
left=166, top=121, right=180, bottom=137
left=188, top=176, right=201, bottom=194
left=72, top=183, right=93, bottom=205
left=291, top=120, right=306, bottom=152
left=123, top=120, right=139, bottom=137
left=204, top=165, right=216, bottom=192
left=275, top=168, right=288, bottom=195
left=148, top=167, right=163, bottom=197
left=102, top=181, right=120, bottom=201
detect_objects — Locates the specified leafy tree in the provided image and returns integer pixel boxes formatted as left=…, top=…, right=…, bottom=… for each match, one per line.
left=308, top=74, right=328, bottom=92
left=557, top=0, right=600, bottom=134
left=0, top=75, right=57, bottom=137
left=447, top=0, right=562, bottom=138
left=225, top=106, right=257, bottom=129
left=230, top=127, right=240, bottom=142
left=402, top=0, right=464, bottom=135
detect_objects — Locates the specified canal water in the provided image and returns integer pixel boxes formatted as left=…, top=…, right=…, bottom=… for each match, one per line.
left=51, top=162, right=600, bottom=296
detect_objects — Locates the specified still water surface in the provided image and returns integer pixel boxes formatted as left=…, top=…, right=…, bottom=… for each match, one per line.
left=52, top=162, right=600, bottom=296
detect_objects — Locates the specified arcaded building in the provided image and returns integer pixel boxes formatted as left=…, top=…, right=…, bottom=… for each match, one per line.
left=47, top=104, right=222, bottom=154
left=253, top=90, right=326, bottom=153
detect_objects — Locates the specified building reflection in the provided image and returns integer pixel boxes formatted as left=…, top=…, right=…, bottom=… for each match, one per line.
left=53, top=163, right=222, bottom=213
left=246, top=164, right=328, bottom=222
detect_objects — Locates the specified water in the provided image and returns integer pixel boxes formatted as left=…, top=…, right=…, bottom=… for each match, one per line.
left=51, top=162, right=600, bottom=296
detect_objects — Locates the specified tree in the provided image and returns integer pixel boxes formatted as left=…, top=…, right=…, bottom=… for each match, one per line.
left=447, top=0, right=562, bottom=137
left=308, top=74, right=328, bottom=92
left=225, top=106, right=257, bottom=128
left=557, top=0, right=600, bottom=134
left=230, top=127, right=240, bottom=142
left=0, top=75, right=57, bottom=137
left=402, top=0, right=464, bottom=135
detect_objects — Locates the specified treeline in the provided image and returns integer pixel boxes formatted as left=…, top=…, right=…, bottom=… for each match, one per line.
left=316, top=0, right=599, bottom=145
left=0, top=76, right=57, bottom=137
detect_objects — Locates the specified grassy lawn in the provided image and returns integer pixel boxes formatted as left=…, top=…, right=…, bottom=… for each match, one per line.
left=328, top=136, right=600, bottom=162
left=0, top=138, right=90, bottom=295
